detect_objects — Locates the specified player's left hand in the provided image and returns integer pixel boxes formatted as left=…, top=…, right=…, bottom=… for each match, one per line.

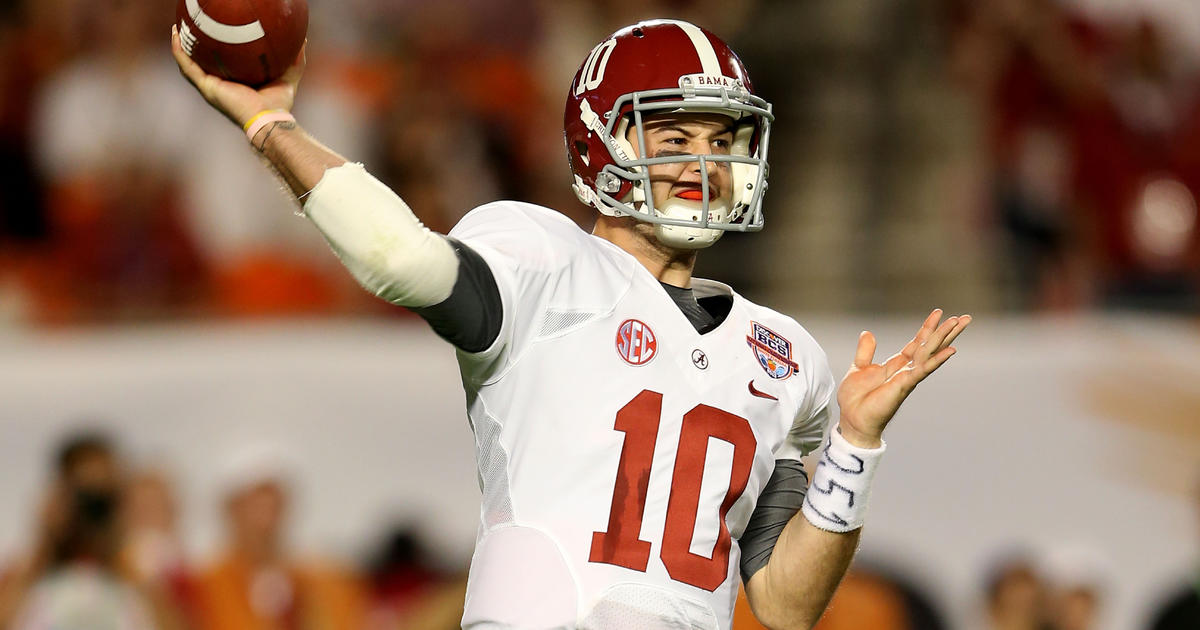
left=836, top=309, right=971, bottom=448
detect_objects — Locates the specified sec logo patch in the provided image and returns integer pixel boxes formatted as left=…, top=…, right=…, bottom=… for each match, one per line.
left=616, top=319, right=657, bottom=366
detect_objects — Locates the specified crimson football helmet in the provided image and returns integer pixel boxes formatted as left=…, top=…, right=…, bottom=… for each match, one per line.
left=564, top=19, right=773, bottom=249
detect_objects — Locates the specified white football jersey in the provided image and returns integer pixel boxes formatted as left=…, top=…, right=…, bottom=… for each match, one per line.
left=448, top=201, right=834, bottom=630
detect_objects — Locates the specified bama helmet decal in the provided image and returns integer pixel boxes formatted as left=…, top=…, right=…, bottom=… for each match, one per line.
left=616, top=319, right=657, bottom=366
left=746, top=321, right=799, bottom=380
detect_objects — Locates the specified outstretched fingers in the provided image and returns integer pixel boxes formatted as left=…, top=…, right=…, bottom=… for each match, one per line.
left=920, top=309, right=942, bottom=335
left=940, top=314, right=972, bottom=350
left=916, top=315, right=960, bottom=361
left=916, top=315, right=971, bottom=378
left=897, top=309, right=937, bottom=359
left=914, top=309, right=941, bottom=345
left=921, top=345, right=958, bottom=375
left=881, top=310, right=947, bottom=378
left=888, top=311, right=936, bottom=370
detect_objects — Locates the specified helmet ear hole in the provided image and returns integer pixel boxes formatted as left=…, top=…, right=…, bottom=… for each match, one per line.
left=574, top=141, right=590, bottom=166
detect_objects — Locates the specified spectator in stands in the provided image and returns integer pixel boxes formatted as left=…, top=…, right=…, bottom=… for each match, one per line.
left=1042, top=546, right=1108, bottom=630
left=0, top=431, right=186, bottom=630
left=1091, top=20, right=1200, bottom=311
left=0, top=0, right=47, bottom=248
left=120, top=468, right=198, bottom=626
left=948, top=0, right=1105, bottom=311
left=0, top=0, right=83, bottom=322
left=980, top=554, right=1050, bottom=630
left=378, top=2, right=573, bottom=224
left=29, top=0, right=207, bottom=322
left=950, top=0, right=1200, bottom=311
left=809, top=568, right=919, bottom=630
left=1045, top=583, right=1100, bottom=630
left=1145, top=471, right=1200, bottom=629
left=0, top=0, right=90, bottom=250
left=732, top=563, right=946, bottom=630
left=194, top=443, right=366, bottom=630
left=362, top=523, right=466, bottom=630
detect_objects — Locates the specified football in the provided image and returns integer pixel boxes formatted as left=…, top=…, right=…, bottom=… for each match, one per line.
left=176, top=0, right=308, bottom=87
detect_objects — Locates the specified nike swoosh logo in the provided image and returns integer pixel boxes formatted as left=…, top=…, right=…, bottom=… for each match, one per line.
left=748, top=380, right=778, bottom=401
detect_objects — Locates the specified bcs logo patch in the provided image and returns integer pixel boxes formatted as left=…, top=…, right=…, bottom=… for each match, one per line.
left=747, top=322, right=798, bottom=380
left=616, top=319, right=657, bottom=366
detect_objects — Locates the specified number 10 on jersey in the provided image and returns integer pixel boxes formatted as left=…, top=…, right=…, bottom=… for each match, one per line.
left=589, top=390, right=757, bottom=591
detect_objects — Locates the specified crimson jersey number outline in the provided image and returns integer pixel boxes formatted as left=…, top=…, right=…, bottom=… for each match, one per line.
left=589, top=390, right=757, bottom=591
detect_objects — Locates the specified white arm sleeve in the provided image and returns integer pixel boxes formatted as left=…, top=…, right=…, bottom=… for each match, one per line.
left=775, top=338, right=836, bottom=461
left=301, top=163, right=458, bottom=307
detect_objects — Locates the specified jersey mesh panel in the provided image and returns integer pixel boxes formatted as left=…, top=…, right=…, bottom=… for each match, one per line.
left=475, top=413, right=514, bottom=527
left=537, top=309, right=599, bottom=338
left=579, top=584, right=719, bottom=630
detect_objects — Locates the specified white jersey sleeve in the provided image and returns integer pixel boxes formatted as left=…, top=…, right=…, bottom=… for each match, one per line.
left=448, top=200, right=632, bottom=384
left=447, top=201, right=575, bottom=383
left=774, top=331, right=835, bottom=461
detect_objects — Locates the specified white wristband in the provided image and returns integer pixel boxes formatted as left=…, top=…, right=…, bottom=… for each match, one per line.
left=801, top=428, right=886, bottom=533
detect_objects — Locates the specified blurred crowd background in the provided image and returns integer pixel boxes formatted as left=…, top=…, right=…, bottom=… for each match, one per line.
left=3, top=0, right=1200, bottom=323
left=1, top=0, right=1199, bottom=628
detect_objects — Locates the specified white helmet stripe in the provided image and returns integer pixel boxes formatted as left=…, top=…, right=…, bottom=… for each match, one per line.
left=673, top=21, right=723, bottom=76
left=185, top=0, right=265, bottom=45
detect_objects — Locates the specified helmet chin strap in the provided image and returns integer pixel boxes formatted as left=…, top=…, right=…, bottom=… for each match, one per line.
left=649, top=199, right=728, bottom=250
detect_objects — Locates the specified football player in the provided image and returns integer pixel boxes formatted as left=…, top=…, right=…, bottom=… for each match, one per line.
left=172, top=19, right=970, bottom=630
